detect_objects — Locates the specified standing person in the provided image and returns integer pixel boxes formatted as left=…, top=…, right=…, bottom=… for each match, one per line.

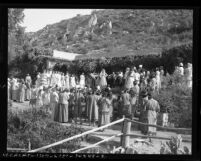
left=138, top=90, right=149, bottom=134
left=36, top=88, right=43, bottom=108
left=30, top=85, right=37, bottom=108
left=130, top=90, right=138, bottom=118
left=74, top=88, right=84, bottom=124
left=99, top=69, right=108, bottom=89
left=155, top=68, right=161, bottom=94
left=116, top=71, right=123, bottom=88
left=87, top=90, right=100, bottom=126
left=25, top=74, right=32, bottom=101
left=36, top=72, right=41, bottom=88
left=80, top=73, right=85, bottom=89
left=57, top=89, right=69, bottom=123
left=11, top=78, right=18, bottom=101
left=98, top=91, right=111, bottom=129
left=61, top=73, right=65, bottom=88
left=125, top=69, right=135, bottom=90
left=68, top=88, right=75, bottom=122
left=42, top=87, right=50, bottom=113
left=123, top=67, right=130, bottom=88
left=64, top=72, right=70, bottom=90
left=159, top=66, right=164, bottom=87
left=121, top=89, right=132, bottom=119
left=185, top=63, right=192, bottom=88
left=70, top=74, right=76, bottom=89
left=19, top=79, right=26, bottom=103
left=146, top=92, right=160, bottom=136
left=108, top=90, right=116, bottom=122
left=135, top=70, right=141, bottom=86
left=50, top=88, right=59, bottom=120
left=149, top=73, right=157, bottom=94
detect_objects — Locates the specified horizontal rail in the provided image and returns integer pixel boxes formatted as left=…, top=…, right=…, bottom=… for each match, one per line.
left=28, top=117, right=125, bottom=153
left=124, top=134, right=191, bottom=142
left=71, top=133, right=123, bottom=153
left=125, top=118, right=191, bottom=132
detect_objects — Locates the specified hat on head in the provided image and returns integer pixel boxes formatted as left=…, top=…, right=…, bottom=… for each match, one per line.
left=179, top=63, right=183, bottom=67
left=139, top=65, right=143, bottom=68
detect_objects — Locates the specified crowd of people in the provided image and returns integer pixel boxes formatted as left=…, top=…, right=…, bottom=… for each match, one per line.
left=7, top=62, right=192, bottom=135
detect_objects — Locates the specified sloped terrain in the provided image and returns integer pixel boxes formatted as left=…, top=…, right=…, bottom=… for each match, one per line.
left=26, top=9, right=193, bottom=58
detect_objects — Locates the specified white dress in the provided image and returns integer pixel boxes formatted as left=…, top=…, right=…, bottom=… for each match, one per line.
left=99, top=72, right=107, bottom=88
left=185, top=67, right=192, bottom=88
left=70, top=76, right=76, bottom=88
left=156, top=71, right=161, bottom=90
left=65, top=75, right=70, bottom=89
left=80, top=74, right=85, bottom=88
left=135, top=72, right=140, bottom=85
left=125, top=72, right=135, bottom=89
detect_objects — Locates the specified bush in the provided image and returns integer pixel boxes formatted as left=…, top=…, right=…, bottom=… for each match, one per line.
left=7, top=107, right=85, bottom=152
left=153, top=74, right=192, bottom=128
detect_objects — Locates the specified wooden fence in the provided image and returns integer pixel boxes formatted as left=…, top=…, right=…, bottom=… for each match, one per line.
left=24, top=116, right=191, bottom=153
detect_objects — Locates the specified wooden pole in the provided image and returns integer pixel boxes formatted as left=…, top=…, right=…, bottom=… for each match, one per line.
left=121, top=119, right=131, bottom=148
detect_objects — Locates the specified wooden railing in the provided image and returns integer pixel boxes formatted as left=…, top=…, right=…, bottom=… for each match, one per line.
left=28, top=117, right=125, bottom=153
left=26, top=116, right=191, bottom=153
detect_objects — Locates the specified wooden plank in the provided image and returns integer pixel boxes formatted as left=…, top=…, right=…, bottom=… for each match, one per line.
left=28, top=118, right=125, bottom=153
left=125, top=118, right=191, bottom=132
left=71, top=133, right=123, bottom=153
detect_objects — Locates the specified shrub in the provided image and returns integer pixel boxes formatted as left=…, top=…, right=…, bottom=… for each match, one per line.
left=7, top=107, right=85, bottom=152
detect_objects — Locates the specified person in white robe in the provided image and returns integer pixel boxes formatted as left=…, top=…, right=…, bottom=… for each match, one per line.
left=64, top=73, right=70, bottom=90
left=185, top=63, right=192, bottom=88
left=70, top=74, right=76, bottom=89
left=80, top=73, right=85, bottom=89
left=99, top=69, right=108, bottom=89
left=155, top=68, right=161, bottom=94
left=125, top=69, right=135, bottom=89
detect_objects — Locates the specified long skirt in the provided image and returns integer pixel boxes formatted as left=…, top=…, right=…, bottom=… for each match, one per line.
left=26, top=89, right=31, bottom=100
left=11, top=89, right=18, bottom=101
left=57, top=103, right=69, bottom=123
left=19, top=90, right=25, bottom=103
left=50, top=102, right=58, bottom=120
left=147, top=110, right=157, bottom=134
left=99, top=111, right=110, bottom=126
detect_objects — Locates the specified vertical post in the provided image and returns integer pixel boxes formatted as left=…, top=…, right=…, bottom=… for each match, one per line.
left=121, top=118, right=131, bottom=148
left=28, top=139, right=31, bottom=151
left=120, top=115, right=125, bottom=147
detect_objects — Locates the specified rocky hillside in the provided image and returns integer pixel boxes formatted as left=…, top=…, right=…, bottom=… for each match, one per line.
left=26, top=9, right=193, bottom=58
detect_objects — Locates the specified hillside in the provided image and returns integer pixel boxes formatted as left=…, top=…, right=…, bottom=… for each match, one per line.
left=26, top=9, right=193, bottom=58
